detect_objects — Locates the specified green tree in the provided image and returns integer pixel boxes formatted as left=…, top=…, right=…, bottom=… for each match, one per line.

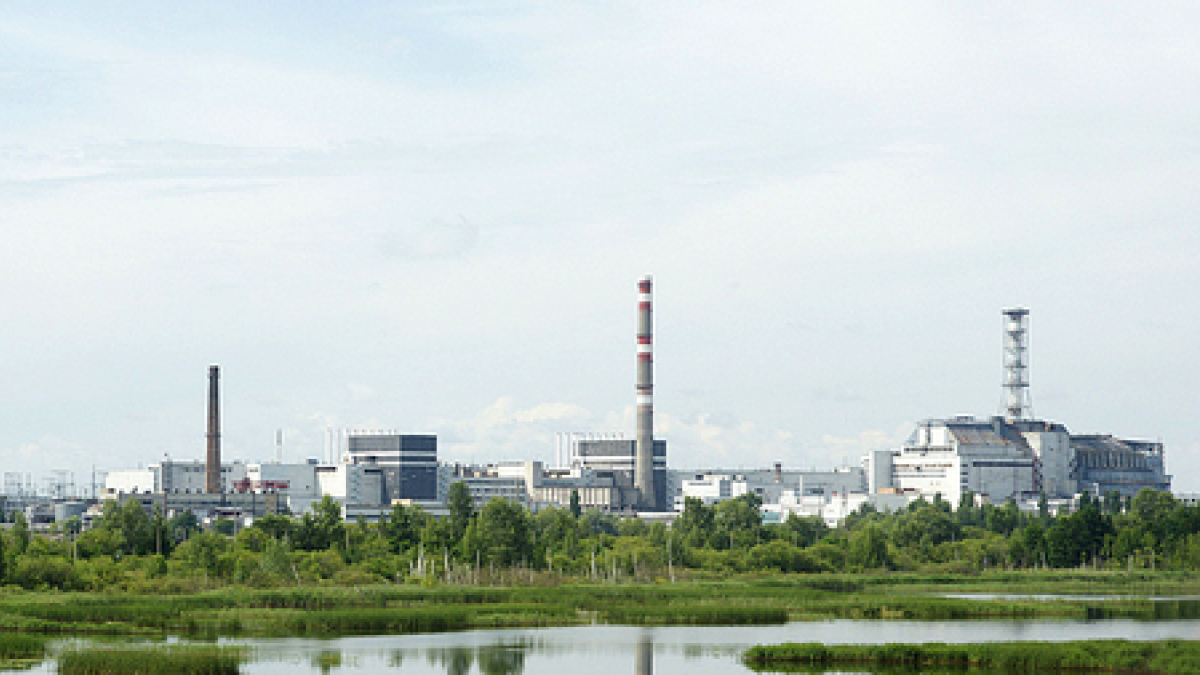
left=464, top=498, right=531, bottom=567
left=848, top=523, right=891, bottom=570
left=11, top=511, right=31, bottom=556
left=713, top=494, right=763, bottom=549
left=169, top=510, right=201, bottom=544
left=174, top=531, right=230, bottom=577
left=446, top=481, right=475, bottom=542
left=381, top=503, right=427, bottom=553
left=673, top=497, right=714, bottom=549
left=783, top=514, right=828, bottom=548
left=295, top=496, right=346, bottom=551
left=252, top=514, right=295, bottom=542
left=569, top=490, right=582, bottom=519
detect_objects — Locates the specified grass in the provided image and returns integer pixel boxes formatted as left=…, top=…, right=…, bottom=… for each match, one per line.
left=743, top=639, right=1200, bottom=674
left=0, top=570, right=1197, bottom=638
left=0, top=632, right=47, bottom=661
left=57, top=645, right=244, bottom=675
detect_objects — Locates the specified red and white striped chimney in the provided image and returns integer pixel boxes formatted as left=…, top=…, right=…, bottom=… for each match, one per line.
left=635, top=275, right=655, bottom=509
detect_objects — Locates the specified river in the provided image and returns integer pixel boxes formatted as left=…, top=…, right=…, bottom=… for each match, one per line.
left=9, top=617, right=1200, bottom=674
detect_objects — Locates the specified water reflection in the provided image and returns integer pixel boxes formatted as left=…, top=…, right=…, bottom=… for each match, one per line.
left=635, top=632, right=652, bottom=675
left=418, top=632, right=653, bottom=675
left=427, top=643, right=527, bottom=675
left=311, top=649, right=342, bottom=673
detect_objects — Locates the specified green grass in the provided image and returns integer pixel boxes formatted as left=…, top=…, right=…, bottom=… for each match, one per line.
left=57, top=645, right=244, bottom=675
left=0, top=632, right=47, bottom=661
left=0, top=571, right=1197, bottom=638
left=743, top=639, right=1200, bottom=674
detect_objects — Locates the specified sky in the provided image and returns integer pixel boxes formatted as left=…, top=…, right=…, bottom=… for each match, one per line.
left=3, top=2, right=1199, bottom=495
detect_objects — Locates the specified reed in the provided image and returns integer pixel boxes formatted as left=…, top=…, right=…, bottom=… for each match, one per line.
left=603, top=605, right=787, bottom=625
left=744, top=639, right=1200, bottom=674
left=57, top=645, right=244, bottom=675
left=0, top=633, right=47, bottom=660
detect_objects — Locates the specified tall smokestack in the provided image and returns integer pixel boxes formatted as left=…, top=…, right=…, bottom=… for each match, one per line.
left=635, top=275, right=656, bottom=509
left=206, top=365, right=221, bottom=493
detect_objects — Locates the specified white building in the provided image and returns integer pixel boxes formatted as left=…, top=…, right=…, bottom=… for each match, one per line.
left=770, top=490, right=912, bottom=528
left=673, top=466, right=866, bottom=512
left=865, top=417, right=1038, bottom=505
left=105, top=459, right=249, bottom=495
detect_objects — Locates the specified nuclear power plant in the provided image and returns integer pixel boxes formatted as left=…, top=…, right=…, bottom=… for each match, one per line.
left=863, top=308, right=1170, bottom=506
left=65, top=288, right=1173, bottom=529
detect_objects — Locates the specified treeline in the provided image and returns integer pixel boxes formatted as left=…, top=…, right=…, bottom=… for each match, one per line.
left=1, top=485, right=1198, bottom=592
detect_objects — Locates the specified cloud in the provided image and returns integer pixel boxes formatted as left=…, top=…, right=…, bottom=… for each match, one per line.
left=431, top=396, right=594, bottom=462
left=820, top=425, right=911, bottom=456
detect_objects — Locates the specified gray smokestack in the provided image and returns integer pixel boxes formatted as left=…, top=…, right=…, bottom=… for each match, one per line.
left=206, top=365, right=221, bottom=494
left=635, top=275, right=656, bottom=509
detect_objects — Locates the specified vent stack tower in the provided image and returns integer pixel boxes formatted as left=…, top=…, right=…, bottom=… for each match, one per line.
left=1002, top=308, right=1031, bottom=421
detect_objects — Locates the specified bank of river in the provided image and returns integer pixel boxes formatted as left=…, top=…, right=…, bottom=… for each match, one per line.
left=6, top=619, right=1200, bottom=675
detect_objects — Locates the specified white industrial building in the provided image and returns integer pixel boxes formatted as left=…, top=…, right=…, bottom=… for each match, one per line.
left=767, top=490, right=912, bottom=528
left=105, top=458, right=249, bottom=495
left=861, top=308, right=1169, bottom=505
left=674, top=466, right=865, bottom=511
left=864, top=417, right=1040, bottom=506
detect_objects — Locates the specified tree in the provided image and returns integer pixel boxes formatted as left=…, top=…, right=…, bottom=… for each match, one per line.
left=10, top=511, right=30, bottom=556
left=381, top=503, right=427, bottom=553
left=295, top=496, right=345, bottom=551
left=174, top=531, right=230, bottom=577
left=714, top=494, right=763, bottom=549
left=569, top=490, right=582, bottom=519
left=252, top=514, right=295, bottom=542
left=446, top=481, right=475, bottom=542
left=465, top=498, right=531, bottom=567
left=848, top=523, right=892, bottom=570
left=673, top=497, right=714, bottom=549
left=784, top=514, right=828, bottom=548
left=169, top=510, right=201, bottom=544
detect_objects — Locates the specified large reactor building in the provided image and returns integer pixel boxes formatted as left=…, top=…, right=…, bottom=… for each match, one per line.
left=865, top=308, right=1170, bottom=504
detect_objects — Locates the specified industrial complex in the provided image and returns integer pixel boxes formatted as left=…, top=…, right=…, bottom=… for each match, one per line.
left=1, top=280, right=1174, bottom=530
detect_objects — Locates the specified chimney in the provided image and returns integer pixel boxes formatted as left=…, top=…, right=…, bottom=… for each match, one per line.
left=206, top=365, right=221, bottom=493
left=635, top=275, right=656, bottom=509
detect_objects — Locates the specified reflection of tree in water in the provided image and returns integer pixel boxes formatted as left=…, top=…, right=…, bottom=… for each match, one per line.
left=428, top=646, right=474, bottom=675
left=425, top=644, right=525, bottom=675
left=311, top=649, right=342, bottom=674
left=477, top=645, right=526, bottom=675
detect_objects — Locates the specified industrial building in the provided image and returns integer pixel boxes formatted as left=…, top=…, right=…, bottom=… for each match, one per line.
left=343, top=432, right=438, bottom=502
left=863, top=308, right=1170, bottom=504
left=676, top=465, right=865, bottom=510
left=103, top=425, right=438, bottom=521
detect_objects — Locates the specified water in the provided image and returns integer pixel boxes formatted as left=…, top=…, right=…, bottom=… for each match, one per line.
left=10, top=619, right=1200, bottom=675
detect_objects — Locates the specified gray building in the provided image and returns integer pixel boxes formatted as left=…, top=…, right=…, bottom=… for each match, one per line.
left=574, top=439, right=667, bottom=511
left=346, top=433, right=438, bottom=502
left=1073, top=434, right=1170, bottom=498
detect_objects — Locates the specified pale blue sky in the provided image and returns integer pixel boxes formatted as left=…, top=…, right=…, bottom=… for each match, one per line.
left=3, top=2, right=1199, bottom=492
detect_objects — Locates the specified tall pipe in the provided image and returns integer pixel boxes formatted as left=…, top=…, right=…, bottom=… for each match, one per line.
left=206, top=365, right=221, bottom=493
left=635, top=275, right=656, bottom=509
